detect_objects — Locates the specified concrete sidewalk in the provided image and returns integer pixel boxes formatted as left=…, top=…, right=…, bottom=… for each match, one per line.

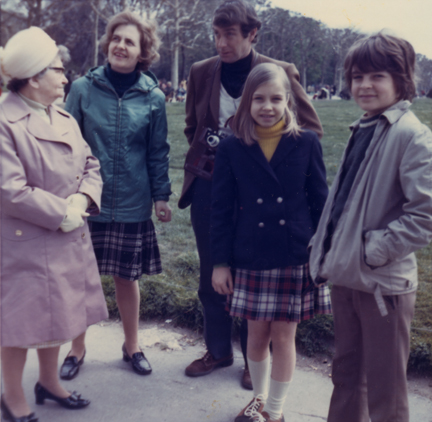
left=17, top=320, right=432, bottom=422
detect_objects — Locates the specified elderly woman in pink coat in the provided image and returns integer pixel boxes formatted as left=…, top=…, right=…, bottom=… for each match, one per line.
left=0, top=28, right=108, bottom=422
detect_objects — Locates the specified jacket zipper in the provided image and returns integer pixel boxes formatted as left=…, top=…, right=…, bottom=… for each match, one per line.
left=90, top=74, right=152, bottom=221
left=112, top=97, right=122, bottom=221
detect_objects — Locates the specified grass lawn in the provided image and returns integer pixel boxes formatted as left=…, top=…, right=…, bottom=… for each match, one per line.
left=104, top=97, right=432, bottom=371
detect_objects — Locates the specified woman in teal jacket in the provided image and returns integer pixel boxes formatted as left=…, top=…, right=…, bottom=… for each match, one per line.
left=62, top=11, right=171, bottom=377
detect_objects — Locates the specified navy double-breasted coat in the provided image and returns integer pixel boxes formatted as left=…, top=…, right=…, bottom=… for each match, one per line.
left=211, top=130, right=328, bottom=270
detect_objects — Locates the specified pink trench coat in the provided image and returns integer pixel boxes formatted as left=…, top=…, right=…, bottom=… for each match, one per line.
left=0, top=93, right=108, bottom=347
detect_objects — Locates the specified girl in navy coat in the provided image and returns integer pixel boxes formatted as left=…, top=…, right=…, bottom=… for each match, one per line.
left=211, top=63, right=331, bottom=422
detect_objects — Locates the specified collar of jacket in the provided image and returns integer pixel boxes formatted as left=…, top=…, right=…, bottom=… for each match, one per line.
left=243, top=132, right=300, bottom=183
left=349, top=100, right=411, bottom=131
left=85, top=65, right=159, bottom=94
left=2, top=92, right=70, bottom=142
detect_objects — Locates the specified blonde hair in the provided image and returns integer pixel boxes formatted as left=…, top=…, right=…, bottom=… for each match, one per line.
left=231, top=63, right=301, bottom=146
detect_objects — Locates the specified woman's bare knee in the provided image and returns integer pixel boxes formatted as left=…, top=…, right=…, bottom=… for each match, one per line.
left=114, top=277, right=137, bottom=288
left=270, top=321, right=297, bottom=345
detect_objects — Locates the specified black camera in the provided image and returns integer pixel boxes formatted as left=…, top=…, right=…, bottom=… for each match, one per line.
left=184, top=128, right=228, bottom=181
left=205, top=129, right=222, bottom=148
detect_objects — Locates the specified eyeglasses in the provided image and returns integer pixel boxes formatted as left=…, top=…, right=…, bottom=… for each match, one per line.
left=48, top=67, right=66, bottom=75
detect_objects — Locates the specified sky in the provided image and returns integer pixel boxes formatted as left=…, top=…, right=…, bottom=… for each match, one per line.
left=270, top=0, right=432, bottom=59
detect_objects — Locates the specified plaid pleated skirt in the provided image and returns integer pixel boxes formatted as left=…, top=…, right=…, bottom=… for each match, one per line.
left=229, top=263, right=331, bottom=322
left=88, top=220, right=162, bottom=281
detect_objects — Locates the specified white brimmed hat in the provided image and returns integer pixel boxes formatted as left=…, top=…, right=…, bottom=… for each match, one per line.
left=0, top=27, right=58, bottom=83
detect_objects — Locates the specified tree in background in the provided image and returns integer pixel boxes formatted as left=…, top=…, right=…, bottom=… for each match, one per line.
left=416, top=54, right=432, bottom=96
left=258, top=7, right=297, bottom=63
left=290, top=16, right=323, bottom=89
left=328, top=28, right=362, bottom=92
left=156, top=0, right=207, bottom=89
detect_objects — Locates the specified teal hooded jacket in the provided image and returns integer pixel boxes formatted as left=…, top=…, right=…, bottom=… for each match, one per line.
left=65, top=66, right=171, bottom=223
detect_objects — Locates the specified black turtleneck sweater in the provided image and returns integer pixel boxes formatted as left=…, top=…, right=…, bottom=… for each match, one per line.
left=330, top=113, right=381, bottom=233
left=220, top=50, right=253, bottom=99
left=105, top=64, right=139, bottom=98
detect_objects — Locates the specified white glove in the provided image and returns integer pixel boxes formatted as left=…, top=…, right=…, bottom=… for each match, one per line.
left=60, top=204, right=90, bottom=233
left=66, top=193, right=89, bottom=213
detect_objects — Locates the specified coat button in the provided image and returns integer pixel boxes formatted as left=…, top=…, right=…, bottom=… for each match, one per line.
left=258, top=222, right=264, bottom=228
left=277, top=197, right=283, bottom=203
left=76, top=175, right=80, bottom=180
left=279, top=220, right=286, bottom=226
left=15, top=229, right=23, bottom=236
left=82, top=233, right=85, bottom=238
left=257, top=198, right=263, bottom=204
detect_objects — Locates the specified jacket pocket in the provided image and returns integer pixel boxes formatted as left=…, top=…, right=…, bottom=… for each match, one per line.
left=363, top=229, right=391, bottom=268
left=2, top=218, right=47, bottom=241
left=1, top=219, right=48, bottom=281
left=370, top=253, right=417, bottom=293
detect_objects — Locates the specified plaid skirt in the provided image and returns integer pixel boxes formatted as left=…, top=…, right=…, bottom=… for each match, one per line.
left=229, top=263, right=331, bottom=322
left=88, top=220, right=162, bottom=281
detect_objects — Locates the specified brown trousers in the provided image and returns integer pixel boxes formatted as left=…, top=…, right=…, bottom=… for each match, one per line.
left=328, top=285, right=416, bottom=422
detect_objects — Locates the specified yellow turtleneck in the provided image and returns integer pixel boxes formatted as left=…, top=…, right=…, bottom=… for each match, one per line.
left=255, top=119, right=285, bottom=162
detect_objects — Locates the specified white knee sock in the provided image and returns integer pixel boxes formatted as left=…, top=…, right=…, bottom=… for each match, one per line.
left=247, top=355, right=271, bottom=400
left=262, top=377, right=291, bottom=420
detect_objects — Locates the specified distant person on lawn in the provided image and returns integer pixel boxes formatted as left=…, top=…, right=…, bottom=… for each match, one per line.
left=309, top=32, right=432, bottom=422
left=178, top=0, right=322, bottom=391
left=61, top=10, right=171, bottom=380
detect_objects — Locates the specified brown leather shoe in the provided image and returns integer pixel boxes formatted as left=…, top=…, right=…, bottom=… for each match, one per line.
left=241, top=367, right=253, bottom=390
left=235, top=395, right=265, bottom=422
left=185, top=351, right=233, bottom=377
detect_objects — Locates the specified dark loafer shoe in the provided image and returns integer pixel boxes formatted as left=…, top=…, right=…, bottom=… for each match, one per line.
left=185, top=351, right=234, bottom=377
left=1, top=395, right=39, bottom=422
left=59, top=351, right=85, bottom=380
left=122, top=343, right=152, bottom=375
left=34, top=382, right=90, bottom=409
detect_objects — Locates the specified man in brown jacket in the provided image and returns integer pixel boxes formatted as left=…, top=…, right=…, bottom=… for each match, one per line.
left=179, top=0, right=322, bottom=390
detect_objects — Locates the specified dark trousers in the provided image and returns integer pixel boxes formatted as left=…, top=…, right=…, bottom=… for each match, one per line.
left=328, top=285, right=416, bottom=422
left=190, top=178, right=248, bottom=361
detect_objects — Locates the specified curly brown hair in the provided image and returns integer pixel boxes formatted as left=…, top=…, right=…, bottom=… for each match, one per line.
left=99, top=11, right=160, bottom=72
